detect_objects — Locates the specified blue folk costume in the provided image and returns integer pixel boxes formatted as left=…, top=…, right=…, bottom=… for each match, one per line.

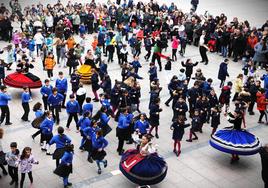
left=210, top=112, right=261, bottom=155
left=119, top=143, right=168, bottom=185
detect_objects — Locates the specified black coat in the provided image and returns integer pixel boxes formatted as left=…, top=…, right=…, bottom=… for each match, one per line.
left=171, top=122, right=190, bottom=140
left=181, top=61, right=198, bottom=78
left=218, top=62, right=229, bottom=81
left=91, top=73, right=100, bottom=91
left=211, top=111, right=220, bottom=128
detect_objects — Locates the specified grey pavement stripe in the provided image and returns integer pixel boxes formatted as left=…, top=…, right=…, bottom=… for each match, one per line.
left=73, top=124, right=265, bottom=186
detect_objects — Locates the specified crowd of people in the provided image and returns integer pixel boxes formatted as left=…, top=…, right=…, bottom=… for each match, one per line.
left=0, top=0, right=268, bottom=188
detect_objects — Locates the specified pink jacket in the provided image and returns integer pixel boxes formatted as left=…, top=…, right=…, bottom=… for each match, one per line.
left=172, top=38, right=179, bottom=49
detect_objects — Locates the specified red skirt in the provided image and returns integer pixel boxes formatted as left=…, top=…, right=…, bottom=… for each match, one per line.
left=4, top=72, right=42, bottom=88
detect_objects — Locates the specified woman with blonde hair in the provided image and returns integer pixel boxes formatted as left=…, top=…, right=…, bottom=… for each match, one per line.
left=232, top=74, right=243, bottom=101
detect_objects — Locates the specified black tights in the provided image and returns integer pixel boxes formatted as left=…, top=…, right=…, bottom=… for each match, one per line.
left=259, top=110, right=267, bottom=122
left=20, top=172, right=33, bottom=188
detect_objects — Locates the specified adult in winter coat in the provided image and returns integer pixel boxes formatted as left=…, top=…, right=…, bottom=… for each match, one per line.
left=253, top=39, right=268, bottom=68
left=218, top=59, right=229, bottom=88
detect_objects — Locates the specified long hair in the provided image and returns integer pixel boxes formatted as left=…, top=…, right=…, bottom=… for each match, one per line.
left=20, top=147, right=32, bottom=160
left=33, top=102, right=42, bottom=112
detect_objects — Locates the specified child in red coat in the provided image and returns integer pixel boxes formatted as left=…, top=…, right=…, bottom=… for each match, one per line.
left=256, top=89, right=268, bottom=124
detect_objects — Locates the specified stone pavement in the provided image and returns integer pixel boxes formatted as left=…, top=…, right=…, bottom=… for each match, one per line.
left=0, top=1, right=268, bottom=188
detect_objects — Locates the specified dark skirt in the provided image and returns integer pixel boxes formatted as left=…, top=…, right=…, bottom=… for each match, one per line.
left=100, top=124, right=112, bottom=137
left=149, top=115, right=159, bottom=126
left=91, top=149, right=106, bottom=161
left=54, top=164, right=73, bottom=177
left=41, top=133, right=53, bottom=143
left=53, top=148, right=65, bottom=160
left=116, top=127, right=130, bottom=140
left=83, top=139, right=92, bottom=152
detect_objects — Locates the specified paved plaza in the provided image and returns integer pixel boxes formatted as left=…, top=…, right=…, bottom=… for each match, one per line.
left=0, top=0, right=268, bottom=188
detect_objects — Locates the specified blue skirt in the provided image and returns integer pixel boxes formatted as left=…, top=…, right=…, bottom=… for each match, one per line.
left=119, top=150, right=168, bottom=185
left=209, top=127, right=261, bottom=155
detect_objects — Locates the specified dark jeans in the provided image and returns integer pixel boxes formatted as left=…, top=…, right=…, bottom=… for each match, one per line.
left=66, top=113, right=79, bottom=129
left=77, top=94, right=86, bottom=114
left=20, top=172, right=33, bottom=188
left=0, top=105, right=10, bottom=124
left=199, top=46, right=208, bottom=63
left=117, top=138, right=124, bottom=153
left=152, top=53, right=162, bottom=71
left=50, top=105, right=60, bottom=124
left=47, top=70, right=53, bottom=78
left=58, top=91, right=66, bottom=107
left=42, top=96, right=48, bottom=111
left=172, top=49, right=177, bottom=61
left=259, top=110, right=267, bottom=122
left=248, top=101, right=255, bottom=112
left=8, top=165, right=18, bottom=182
left=21, top=103, right=30, bottom=121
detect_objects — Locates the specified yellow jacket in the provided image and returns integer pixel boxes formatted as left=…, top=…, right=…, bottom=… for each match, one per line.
left=234, top=78, right=243, bottom=93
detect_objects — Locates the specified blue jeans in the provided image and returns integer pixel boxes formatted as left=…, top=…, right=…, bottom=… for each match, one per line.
left=221, top=46, right=228, bottom=57
left=63, top=176, right=69, bottom=186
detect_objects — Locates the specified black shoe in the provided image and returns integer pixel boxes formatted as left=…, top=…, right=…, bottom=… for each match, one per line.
left=41, top=148, right=47, bottom=151
left=46, top=153, right=52, bottom=156
left=165, top=102, right=170, bottom=107
left=155, top=134, right=159, bottom=139
left=186, top=139, right=192, bottom=142
left=62, top=106, right=66, bottom=109
left=104, top=160, right=107, bottom=168
left=67, top=182, right=72, bottom=186
left=204, top=62, right=208, bottom=65
left=5, top=122, right=12, bottom=125
left=14, top=181, right=18, bottom=187
left=173, top=149, right=177, bottom=156
left=98, top=169, right=102, bottom=174
left=9, top=180, right=15, bottom=185
left=87, top=157, right=93, bottom=163
left=192, top=137, right=198, bottom=140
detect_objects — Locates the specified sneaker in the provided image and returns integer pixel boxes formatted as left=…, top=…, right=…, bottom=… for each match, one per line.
left=186, top=139, right=192, bottom=142
left=98, top=169, right=102, bottom=174
left=104, top=160, right=108, bottom=168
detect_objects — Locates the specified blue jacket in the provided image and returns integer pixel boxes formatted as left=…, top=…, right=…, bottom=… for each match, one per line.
left=21, top=92, right=31, bottom=103
left=40, top=118, right=54, bottom=135
left=77, top=117, right=91, bottom=130
left=261, top=74, right=268, bottom=90
left=60, top=151, right=73, bottom=165
left=117, top=114, right=129, bottom=129
left=82, top=103, right=93, bottom=114
left=100, top=113, right=110, bottom=126
left=40, top=85, right=53, bottom=97
left=149, top=66, right=157, bottom=80
left=28, top=40, right=35, bottom=51
left=35, top=110, right=44, bottom=118
left=0, top=92, right=11, bottom=106
left=66, top=100, right=80, bottom=113
left=91, top=135, right=108, bottom=149
left=49, top=134, right=71, bottom=149
left=134, top=120, right=149, bottom=134
left=83, top=126, right=96, bottom=138
left=48, top=93, right=64, bottom=107
left=218, top=62, right=229, bottom=80
left=55, top=78, right=68, bottom=93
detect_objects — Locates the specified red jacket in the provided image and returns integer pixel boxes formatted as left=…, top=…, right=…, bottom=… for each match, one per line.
left=256, top=92, right=268, bottom=111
